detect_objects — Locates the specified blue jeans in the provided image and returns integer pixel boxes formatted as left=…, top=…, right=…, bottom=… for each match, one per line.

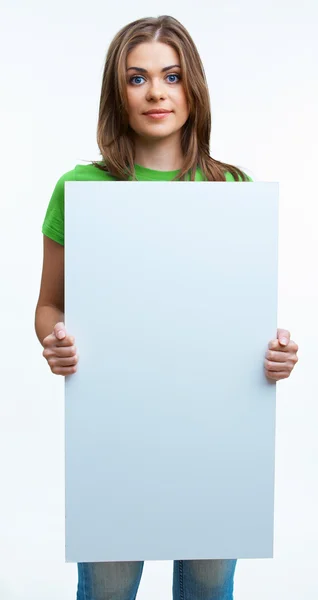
left=77, top=559, right=237, bottom=599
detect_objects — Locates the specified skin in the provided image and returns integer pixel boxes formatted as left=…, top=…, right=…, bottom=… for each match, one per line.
left=125, top=41, right=190, bottom=171
left=264, top=329, right=298, bottom=381
left=42, top=43, right=300, bottom=381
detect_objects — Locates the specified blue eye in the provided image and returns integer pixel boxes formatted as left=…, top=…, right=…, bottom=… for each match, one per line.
left=130, top=76, right=145, bottom=85
left=167, top=74, right=180, bottom=83
left=129, top=73, right=180, bottom=85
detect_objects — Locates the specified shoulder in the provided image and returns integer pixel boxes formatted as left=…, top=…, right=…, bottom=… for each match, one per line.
left=48, top=162, right=116, bottom=205
left=53, top=162, right=116, bottom=186
left=52, top=168, right=77, bottom=193
left=42, top=163, right=116, bottom=246
left=73, top=162, right=117, bottom=181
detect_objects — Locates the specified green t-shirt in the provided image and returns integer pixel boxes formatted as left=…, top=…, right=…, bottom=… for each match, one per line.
left=42, top=162, right=252, bottom=246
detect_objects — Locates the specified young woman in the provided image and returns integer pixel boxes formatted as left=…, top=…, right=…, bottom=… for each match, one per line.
left=34, top=15, right=299, bottom=600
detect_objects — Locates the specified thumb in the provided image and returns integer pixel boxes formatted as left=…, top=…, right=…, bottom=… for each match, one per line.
left=277, top=328, right=289, bottom=346
left=53, top=322, right=66, bottom=340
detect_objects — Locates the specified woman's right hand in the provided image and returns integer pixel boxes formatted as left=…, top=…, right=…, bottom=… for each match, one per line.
left=42, top=322, right=79, bottom=376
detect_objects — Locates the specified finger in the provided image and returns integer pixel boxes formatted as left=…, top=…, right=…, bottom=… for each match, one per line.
left=265, top=359, right=289, bottom=372
left=43, top=332, right=75, bottom=348
left=268, top=339, right=298, bottom=353
left=268, top=339, right=291, bottom=352
left=291, top=340, right=299, bottom=353
left=51, top=365, right=78, bottom=376
left=43, top=345, right=77, bottom=359
left=277, top=328, right=290, bottom=346
left=53, top=322, right=67, bottom=340
left=265, top=371, right=290, bottom=381
left=51, top=334, right=75, bottom=348
left=265, top=349, right=288, bottom=362
left=54, top=345, right=77, bottom=357
left=55, top=337, right=75, bottom=348
left=49, top=355, right=78, bottom=368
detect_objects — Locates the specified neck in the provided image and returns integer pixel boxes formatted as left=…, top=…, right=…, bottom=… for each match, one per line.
left=132, top=132, right=184, bottom=171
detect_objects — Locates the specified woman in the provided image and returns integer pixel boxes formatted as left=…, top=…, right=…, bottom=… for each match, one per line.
left=34, top=15, right=299, bottom=600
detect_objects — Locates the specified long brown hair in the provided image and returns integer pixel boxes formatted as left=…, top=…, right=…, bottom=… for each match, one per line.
left=92, top=15, right=249, bottom=182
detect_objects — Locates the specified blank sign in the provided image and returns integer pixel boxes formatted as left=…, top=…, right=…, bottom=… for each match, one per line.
left=64, top=181, right=278, bottom=562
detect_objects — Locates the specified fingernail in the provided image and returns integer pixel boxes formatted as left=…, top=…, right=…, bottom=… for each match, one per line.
left=281, top=337, right=288, bottom=344
left=57, top=331, right=65, bottom=339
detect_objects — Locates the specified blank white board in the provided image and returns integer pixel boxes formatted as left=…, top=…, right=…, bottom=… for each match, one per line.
left=64, top=181, right=279, bottom=562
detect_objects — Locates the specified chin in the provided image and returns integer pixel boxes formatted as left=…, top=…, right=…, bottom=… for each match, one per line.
left=136, top=125, right=180, bottom=140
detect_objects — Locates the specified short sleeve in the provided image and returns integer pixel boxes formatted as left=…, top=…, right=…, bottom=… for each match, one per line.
left=41, top=169, right=75, bottom=245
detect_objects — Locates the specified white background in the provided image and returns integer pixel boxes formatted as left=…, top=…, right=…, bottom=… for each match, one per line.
left=0, top=0, right=317, bottom=598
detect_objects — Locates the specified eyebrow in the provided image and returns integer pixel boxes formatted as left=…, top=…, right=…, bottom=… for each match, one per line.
left=126, top=64, right=181, bottom=73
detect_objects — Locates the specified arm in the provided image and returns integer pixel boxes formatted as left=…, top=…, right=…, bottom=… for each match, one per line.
left=34, top=235, right=65, bottom=347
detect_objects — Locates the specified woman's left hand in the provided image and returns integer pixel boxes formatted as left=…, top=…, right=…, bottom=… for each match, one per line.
left=264, top=328, right=299, bottom=381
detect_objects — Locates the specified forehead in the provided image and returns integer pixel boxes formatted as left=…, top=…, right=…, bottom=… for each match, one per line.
left=126, top=42, right=180, bottom=68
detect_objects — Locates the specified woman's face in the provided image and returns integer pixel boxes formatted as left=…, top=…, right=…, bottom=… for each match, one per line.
left=125, top=41, right=190, bottom=141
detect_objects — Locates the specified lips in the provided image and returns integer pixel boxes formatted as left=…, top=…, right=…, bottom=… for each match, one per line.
left=143, top=110, right=172, bottom=115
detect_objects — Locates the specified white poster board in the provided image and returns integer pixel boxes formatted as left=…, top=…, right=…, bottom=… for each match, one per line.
left=64, top=181, right=278, bottom=562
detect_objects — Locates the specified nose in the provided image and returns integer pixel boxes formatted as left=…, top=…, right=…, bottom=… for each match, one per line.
left=146, top=78, right=167, bottom=102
